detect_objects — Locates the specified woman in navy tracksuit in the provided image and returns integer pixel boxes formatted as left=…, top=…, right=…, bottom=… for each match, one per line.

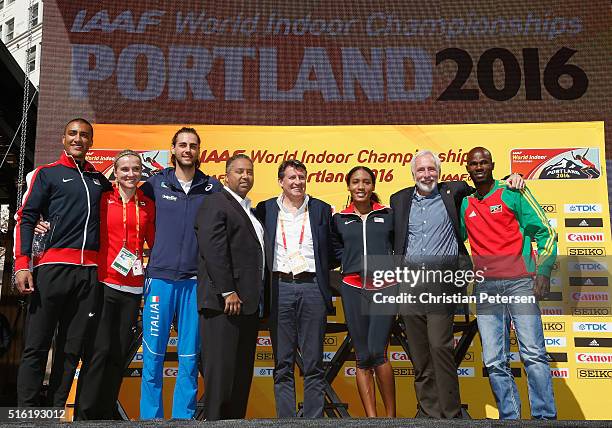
left=331, top=166, right=396, bottom=417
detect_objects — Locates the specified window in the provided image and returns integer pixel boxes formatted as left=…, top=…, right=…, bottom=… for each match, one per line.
left=5, top=18, right=13, bottom=42
left=26, top=46, right=36, bottom=72
left=29, top=3, right=39, bottom=28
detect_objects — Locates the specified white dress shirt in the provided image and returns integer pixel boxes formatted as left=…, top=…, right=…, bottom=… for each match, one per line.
left=272, top=194, right=316, bottom=273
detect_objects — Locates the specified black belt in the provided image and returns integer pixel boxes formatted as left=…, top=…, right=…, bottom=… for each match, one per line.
left=274, top=271, right=316, bottom=282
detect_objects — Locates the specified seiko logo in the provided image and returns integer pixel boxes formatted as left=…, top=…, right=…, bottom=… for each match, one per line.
left=324, top=336, right=338, bottom=346
left=255, top=352, right=274, bottom=361
left=392, top=367, right=415, bottom=377
left=571, top=292, right=609, bottom=302
left=540, top=204, right=556, bottom=213
left=573, top=322, right=612, bottom=332
left=543, top=322, right=565, bottom=332
left=577, top=368, right=612, bottom=379
left=576, top=353, right=612, bottom=364
left=564, top=204, right=602, bottom=213
left=566, top=233, right=604, bottom=242
left=568, top=247, right=606, bottom=257
left=572, top=307, right=609, bottom=316
left=162, top=194, right=177, bottom=201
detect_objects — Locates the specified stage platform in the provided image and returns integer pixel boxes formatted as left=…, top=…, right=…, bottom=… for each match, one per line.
left=2, top=419, right=612, bottom=428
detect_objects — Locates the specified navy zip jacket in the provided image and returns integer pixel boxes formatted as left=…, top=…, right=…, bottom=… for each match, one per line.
left=141, top=167, right=222, bottom=281
left=14, top=151, right=112, bottom=272
left=330, top=202, right=395, bottom=289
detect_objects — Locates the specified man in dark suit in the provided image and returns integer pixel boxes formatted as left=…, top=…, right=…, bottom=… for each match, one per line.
left=391, top=150, right=523, bottom=418
left=390, top=150, right=470, bottom=418
left=195, top=154, right=265, bottom=420
left=255, top=160, right=334, bottom=418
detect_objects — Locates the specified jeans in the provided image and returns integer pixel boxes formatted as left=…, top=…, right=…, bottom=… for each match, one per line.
left=476, top=277, right=556, bottom=420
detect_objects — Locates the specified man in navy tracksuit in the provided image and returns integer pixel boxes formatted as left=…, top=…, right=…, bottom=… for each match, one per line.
left=14, top=118, right=112, bottom=407
left=139, top=127, right=222, bottom=419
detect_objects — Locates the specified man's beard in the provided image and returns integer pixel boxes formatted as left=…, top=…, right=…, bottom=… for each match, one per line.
left=415, top=180, right=437, bottom=194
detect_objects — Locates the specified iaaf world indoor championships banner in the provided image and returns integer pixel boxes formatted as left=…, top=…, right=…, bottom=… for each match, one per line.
left=36, top=0, right=612, bottom=421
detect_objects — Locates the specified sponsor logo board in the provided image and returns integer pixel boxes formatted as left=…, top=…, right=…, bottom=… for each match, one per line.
left=574, top=338, right=612, bottom=348
left=576, top=353, right=612, bottom=364
left=568, top=247, right=606, bottom=257
left=573, top=322, right=612, bottom=332
left=571, top=292, right=609, bottom=302
left=565, top=204, right=602, bottom=213
left=569, top=277, right=609, bottom=287
left=577, top=368, right=612, bottom=379
left=572, top=307, right=610, bottom=316
left=565, top=218, right=604, bottom=227
left=567, top=262, right=608, bottom=272
left=566, top=233, right=605, bottom=242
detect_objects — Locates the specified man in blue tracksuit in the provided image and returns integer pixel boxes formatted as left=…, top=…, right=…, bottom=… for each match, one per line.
left=140, top=127, right=222, bottom=419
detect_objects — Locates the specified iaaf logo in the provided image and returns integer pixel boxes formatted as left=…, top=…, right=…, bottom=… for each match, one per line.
left=571, top=292, right=609, bottom=302
left=254, top=367, right=274, bottom=377
left=568, top=262, right=608, bottom=272
left=256, top=336, right=272, bottom=347
left=566, top=233, right=605, bottom=242
left=457, top=367, right=475, bottom=377
left=163, top=368, right=178, bottom=377
left=389, top=351, right=410, bottom=362
left=541, top=306, right=563, bottom=316
left=550, top=368, right=569, bottom=378
left=576, top=353, right=612, bottom=364
left=345, top=367, right=356, bottom=377
left=564, top=204, right=602, bottom=213
left=544, top=337, right=567, bottom=347
left=573, top=322, right=612, bottom=332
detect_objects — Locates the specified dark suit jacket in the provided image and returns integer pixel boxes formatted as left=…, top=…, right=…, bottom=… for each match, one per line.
left=390, top=181, right=473, bottom=270
left=195, top=189, right=265, bottom=315
left=255, top=196, right=335, bottom=314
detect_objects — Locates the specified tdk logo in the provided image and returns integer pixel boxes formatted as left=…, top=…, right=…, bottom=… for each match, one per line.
left=573, top=322, right=612, bottom=332
left=162, top=194, right=177, bottom=201
left=568, top=262, right=608, bottom=272
left=545, top=337, right=567, bottom=347
left=565, top=204, right=602, bottom=213
left=457, top=367, right=474, bottom=377
left=254, top=367, right=274, bottom=377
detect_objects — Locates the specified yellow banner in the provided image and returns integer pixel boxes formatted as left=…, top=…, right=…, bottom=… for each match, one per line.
left=87, top=122, right=611, bottom=419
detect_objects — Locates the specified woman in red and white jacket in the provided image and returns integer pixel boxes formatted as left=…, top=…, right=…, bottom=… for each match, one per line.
left=331, top=166, right=396, bottom=417
left=75, top=149, right=155, bottom=419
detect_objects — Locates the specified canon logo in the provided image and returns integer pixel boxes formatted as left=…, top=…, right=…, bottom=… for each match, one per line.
left=571, top=292, right=609, bottom=302
left=576, top=353, right=612, bottom=363
left=566, top=233, right=604, bottom=242
left=541, top=307, right=563, bottom=316
left=256, top=336, right=272, bottom=346
left=550, top=368, right=569, bottom=378
left=344, top=367, right=356, bottom=377
left=163, top=368, right=178, bottom=377
left=389, top=351, right=410, bottom=361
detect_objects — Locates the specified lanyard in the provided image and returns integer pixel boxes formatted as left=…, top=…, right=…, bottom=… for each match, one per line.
left=122, top=191, right=140, bottom=256
left=279, top=205, right=308, bottom=251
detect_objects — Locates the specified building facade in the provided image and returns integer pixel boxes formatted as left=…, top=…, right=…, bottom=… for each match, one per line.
left=1, top=0, right=42, bottom=87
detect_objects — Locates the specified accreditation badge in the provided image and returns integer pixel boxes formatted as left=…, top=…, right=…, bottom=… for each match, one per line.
left=132, top=259, right=144, bottom=276
left=287, top=251, right=308, bottom=275
left=111, top=246, right=137, bottom=276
